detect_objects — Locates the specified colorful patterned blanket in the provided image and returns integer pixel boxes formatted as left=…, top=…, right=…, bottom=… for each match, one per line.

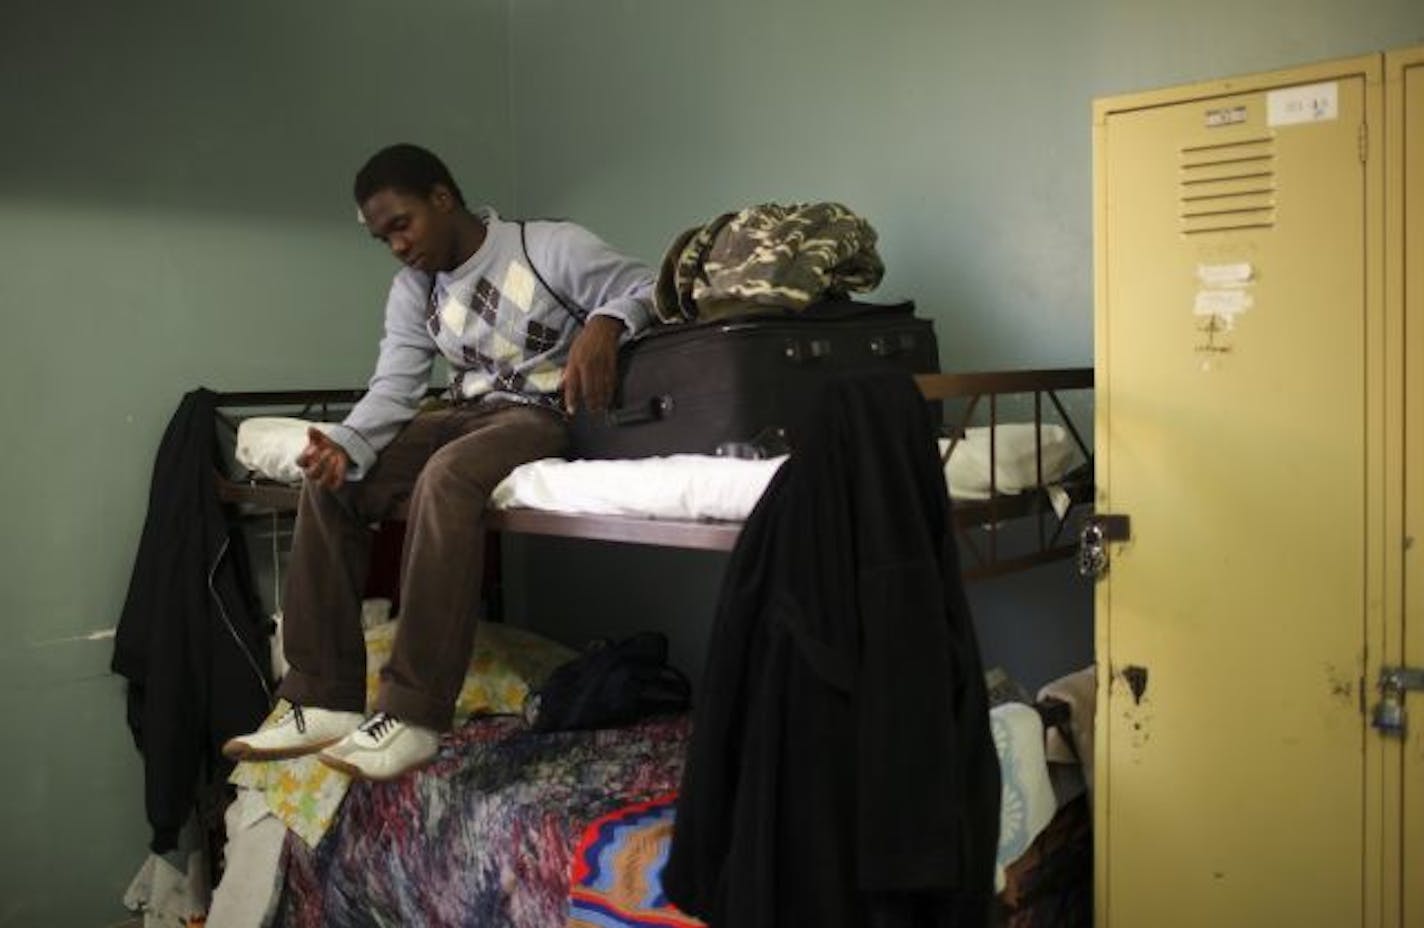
left=274, top=714, right=690, bottom=928
left=232, top=619, right=574, bottom=846
left=568, top=795, right=705, bottom=928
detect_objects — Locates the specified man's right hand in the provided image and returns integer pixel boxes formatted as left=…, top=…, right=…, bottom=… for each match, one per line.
left=296, top=427, right=351, bottom=490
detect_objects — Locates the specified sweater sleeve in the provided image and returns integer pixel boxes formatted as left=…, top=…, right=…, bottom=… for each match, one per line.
left=326, top=270, right=436, bottom=479
left=529, top=222, right=655, bottom=338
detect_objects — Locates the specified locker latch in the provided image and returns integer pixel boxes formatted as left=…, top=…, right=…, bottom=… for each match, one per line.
left=1078, top=514, right=1131, bottom=580
left=1370, top=666, right=1424, bottom=737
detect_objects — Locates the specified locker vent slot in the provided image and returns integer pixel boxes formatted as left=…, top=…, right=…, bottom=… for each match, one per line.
left=1178, top=135, right=1276, bottom=235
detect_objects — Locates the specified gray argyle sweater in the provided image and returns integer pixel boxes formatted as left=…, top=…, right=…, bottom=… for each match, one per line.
left=328, top=208, right=655, bottom=478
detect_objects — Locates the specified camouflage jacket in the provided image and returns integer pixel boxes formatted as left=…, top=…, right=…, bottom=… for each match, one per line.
left=654, top=202, right=884, bottom=323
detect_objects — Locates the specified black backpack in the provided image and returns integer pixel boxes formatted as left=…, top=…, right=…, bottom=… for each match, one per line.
left=523, top=632, right=691, bottom=732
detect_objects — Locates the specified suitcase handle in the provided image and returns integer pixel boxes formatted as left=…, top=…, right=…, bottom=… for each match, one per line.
left=606, top=394, right=675, bottom=427
left=784, top=338, right=832, bottom=364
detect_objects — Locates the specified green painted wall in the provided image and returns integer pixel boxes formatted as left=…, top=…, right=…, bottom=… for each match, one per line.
left=502, top=0, right=1424, bottom=690
left=507, top=0, right=1424, bottom=368
left=0, top=1, right=511, bottom=924
left=6, top=1, right=1424, bottom=923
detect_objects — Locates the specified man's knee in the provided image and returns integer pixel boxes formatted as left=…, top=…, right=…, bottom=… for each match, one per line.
left=299, top=475, right=368, bottom=523
left=415, top=444, right=492, bottom=502
left=300, top=476, right=343, bottom=510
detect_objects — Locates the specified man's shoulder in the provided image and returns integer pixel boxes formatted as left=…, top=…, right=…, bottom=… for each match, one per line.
left=521, top=218, right=603, bottom=262
left=391, top=265, right=430, bottom=286
left=523, top=217, right=589, bottom=237
left=385, top=266, right=434, bottom=308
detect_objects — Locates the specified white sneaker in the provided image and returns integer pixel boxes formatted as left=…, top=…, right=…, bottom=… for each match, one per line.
left=317, top=712, right=440, bottom=781
left=221, top=705, right=363, bottom=761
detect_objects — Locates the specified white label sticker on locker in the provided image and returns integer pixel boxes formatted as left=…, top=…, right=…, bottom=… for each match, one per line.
left=1194, top=289, right=1254, bottom=317
left=1196, top=262, right=1254, bottom=287
left=1267, top=82, right=1338, bottom=127
left=1205, top=105, right=1247, bottom=128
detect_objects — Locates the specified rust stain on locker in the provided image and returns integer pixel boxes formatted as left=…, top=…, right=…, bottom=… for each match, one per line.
left=1122, top=665, right=1148, bottom=705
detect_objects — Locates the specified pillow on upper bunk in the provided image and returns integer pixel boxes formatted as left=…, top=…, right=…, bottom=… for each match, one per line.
left=489, top=454, right=786, bottom=522
left=940, top=424, right=1082, bottom=501
left=486, top=428, right=1081, bottom=520
left=235, top=416, right=336, bottom=484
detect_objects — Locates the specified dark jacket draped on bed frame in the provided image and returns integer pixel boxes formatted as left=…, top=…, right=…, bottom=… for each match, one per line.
left=665, top=369, right=1000, bottom=926
left=113, top=388, right=272, bottom=852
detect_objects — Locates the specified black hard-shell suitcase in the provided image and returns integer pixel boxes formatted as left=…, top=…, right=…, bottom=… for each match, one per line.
left=569, top=300, right=939, bottom=459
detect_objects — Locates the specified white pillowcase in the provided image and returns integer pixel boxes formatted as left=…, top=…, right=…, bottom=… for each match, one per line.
left=989, top=702, right=1058, bottom=891
left=488, top=454, right=785, bottom=521
left=941, top=424, right=1081, bottom=501
left=234, top=417, right=336, bottom=485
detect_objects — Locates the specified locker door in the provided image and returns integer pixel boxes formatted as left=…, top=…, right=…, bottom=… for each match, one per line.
left=1394, top=45, right=1424, bottom=928
left=1093, top=58, right=1383, bottom=928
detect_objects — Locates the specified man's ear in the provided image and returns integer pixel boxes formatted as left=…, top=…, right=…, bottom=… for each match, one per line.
left=430, top=184, right=456, bottom=212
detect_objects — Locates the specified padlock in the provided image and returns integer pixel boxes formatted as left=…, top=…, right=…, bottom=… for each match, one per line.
left=1078, top=522, right=1108, bottom=579
left=1372, top=680, right=1407, bottom=736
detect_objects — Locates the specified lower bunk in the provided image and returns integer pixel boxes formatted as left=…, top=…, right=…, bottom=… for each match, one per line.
left=218, top=664, right=1093, bottom=928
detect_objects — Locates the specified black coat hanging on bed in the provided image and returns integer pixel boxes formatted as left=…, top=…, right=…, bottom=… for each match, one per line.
left=664, top=368, right=1001, bottom=927
left=112, top=388, right=272, bottom=852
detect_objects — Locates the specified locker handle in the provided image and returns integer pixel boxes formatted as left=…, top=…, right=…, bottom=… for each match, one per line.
left=606, top=394, right=674, bottom=427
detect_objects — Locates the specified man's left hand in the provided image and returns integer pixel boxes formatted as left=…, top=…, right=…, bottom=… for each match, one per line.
left=563, top=315, right=625, bottom=414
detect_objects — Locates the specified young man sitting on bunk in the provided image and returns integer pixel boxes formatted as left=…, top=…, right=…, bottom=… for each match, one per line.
left=222, top=143, right=656, bottom=780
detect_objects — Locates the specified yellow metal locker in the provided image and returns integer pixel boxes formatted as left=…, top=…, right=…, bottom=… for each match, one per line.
left=1092, top=54, right=1391, bottom=927
left=1389, top=44, right=1424, bottom=928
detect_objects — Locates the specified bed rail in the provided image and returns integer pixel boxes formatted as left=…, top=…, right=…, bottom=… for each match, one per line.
left=212, top=368, right=1094, bottom=576
left=917, top=368, right=1094, bottom=580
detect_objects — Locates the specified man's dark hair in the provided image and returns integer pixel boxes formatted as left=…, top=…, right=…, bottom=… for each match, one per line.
left=353, top=144, right=466, bottom=207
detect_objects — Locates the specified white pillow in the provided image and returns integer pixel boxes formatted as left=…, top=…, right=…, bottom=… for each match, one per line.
left=235, top=417, right=335, bottom=484
left=941, top=424, right=1081, bottom=501
left=489, top=454, right=785, bottom=522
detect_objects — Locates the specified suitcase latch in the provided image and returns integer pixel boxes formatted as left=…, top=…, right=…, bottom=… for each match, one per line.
left=784, top=338, right=832, bottom=363
left=869, top=333, right=917, bottom=358
left=606, top=394, right=674, bottom=426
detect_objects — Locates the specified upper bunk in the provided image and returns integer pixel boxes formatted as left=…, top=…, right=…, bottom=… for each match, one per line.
left=212, top=367, right=1093, bottom=580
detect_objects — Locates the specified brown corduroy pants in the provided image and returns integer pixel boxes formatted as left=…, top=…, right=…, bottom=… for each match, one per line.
left=275, top=402, right=567, bottom=731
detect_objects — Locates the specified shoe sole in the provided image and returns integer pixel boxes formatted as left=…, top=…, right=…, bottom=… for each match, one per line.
left=221, top=735, right=347, bottom=763
left=316, top=751, right=435, bottom=782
